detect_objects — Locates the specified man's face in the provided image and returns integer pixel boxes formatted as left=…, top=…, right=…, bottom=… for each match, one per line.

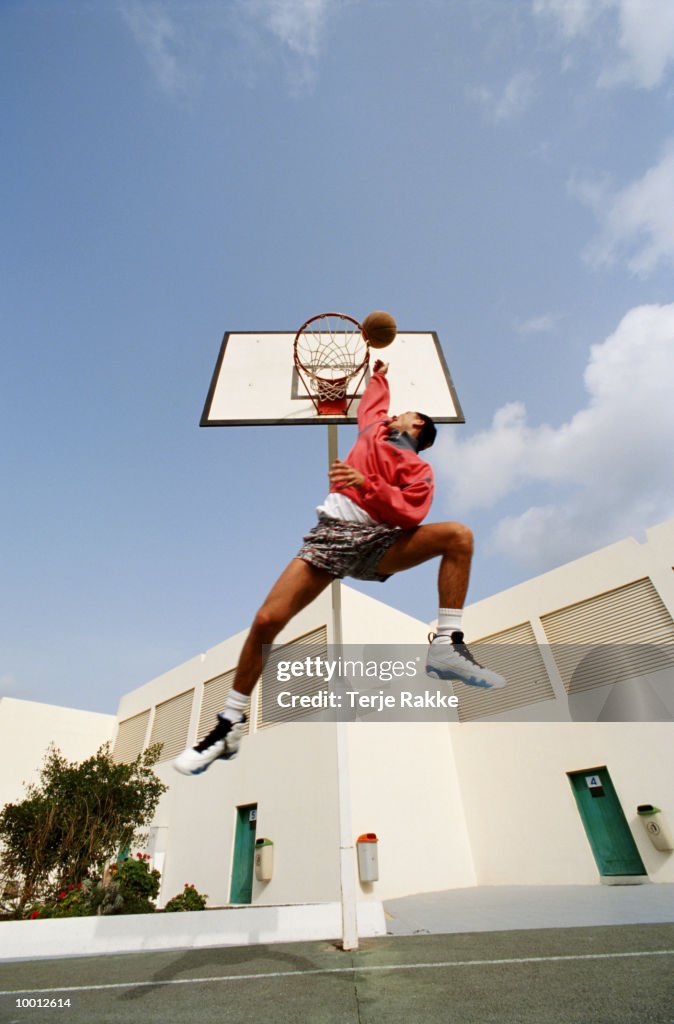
left=389, top=411, right=421, bottom=436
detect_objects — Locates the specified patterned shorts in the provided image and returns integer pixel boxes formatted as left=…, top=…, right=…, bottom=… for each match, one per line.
left=297, top=514, right=401, bottom=582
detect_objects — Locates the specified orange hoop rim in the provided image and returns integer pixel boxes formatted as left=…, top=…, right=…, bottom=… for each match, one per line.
left=293, top=312, right=369, bottom=416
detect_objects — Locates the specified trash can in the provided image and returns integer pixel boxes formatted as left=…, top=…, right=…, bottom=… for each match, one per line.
left=356, top=833, right=379, bottom=882
left=254, top=838, right=274, bottom=881
left=637, top=805, right=674, bottom=852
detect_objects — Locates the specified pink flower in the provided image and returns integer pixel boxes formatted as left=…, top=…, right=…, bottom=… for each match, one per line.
left=30, top=910, right=41, bottom=920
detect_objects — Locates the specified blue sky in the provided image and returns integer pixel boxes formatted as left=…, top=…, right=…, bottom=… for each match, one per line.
left=2, top=0, right=674, bottom=714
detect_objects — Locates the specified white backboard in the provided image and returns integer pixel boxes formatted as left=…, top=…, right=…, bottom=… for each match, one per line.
left=201, top=330, right=464, bottom=426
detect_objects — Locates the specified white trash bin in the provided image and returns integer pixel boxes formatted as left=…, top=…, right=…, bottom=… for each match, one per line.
left=637, top=805, right=674, bottom=852
left=356, top=833, right=379, bottom=882
left=255, top=838, right=274, bottom=881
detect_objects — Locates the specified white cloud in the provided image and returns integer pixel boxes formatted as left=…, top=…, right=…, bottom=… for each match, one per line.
left=534, top=0, right=674, bottom=89
left=603, top=0, right=674, bottom=88
left=239, top=0, right=332, bottom=94
left=120, top=2, right=197, bottom=97
left=495, top=72, right=537, bottom=121
left=471, top=72, right=537, bottom=123
left=0, top=673, right=22, bottom=696
left=532, top=0, right=604, bottom=38
left=571, top=140, right=674, bottom=276
left=436, top=304, right=674, bottom=571
left=515, top=312, right=560, bottom=335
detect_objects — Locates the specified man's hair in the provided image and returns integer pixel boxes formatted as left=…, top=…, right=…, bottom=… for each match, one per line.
left=417, top=413, right=437, bottom=451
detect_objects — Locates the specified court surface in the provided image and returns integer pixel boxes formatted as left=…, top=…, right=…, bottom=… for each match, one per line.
left=2, top=923, right=674, bottom=1024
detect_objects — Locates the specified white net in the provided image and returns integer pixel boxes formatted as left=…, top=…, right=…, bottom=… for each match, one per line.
left=294, top=313, right=369, bottom=410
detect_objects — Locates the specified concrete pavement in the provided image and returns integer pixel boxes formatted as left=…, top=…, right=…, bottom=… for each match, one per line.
left=384, top=882, right=674, bottom=935
left=2, top=886, right=674, bottom=1024
left=2, top=924, right=674, bottom=1024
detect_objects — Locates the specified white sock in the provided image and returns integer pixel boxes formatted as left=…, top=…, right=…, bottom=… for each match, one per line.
left=436, top=608, right=463, bottom=637
left=221, top=689, right=249, bottom=723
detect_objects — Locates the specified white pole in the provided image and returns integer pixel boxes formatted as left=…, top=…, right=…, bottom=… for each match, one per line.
left=328, top=425, right=359, bottom=952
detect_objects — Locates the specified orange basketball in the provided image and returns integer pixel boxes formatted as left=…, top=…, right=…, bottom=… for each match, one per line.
left=362, top=310, right=397, bottom=349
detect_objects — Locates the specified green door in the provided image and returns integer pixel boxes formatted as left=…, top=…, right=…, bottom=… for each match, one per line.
left=230, top=804, right=257, bottom=904
left=568, top=768, right=646, bottom=878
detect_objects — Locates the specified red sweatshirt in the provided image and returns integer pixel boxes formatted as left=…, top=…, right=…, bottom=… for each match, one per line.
left=332, top=371, right=434, bottom=529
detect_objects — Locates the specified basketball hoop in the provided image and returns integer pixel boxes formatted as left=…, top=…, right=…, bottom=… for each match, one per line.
left=294, top=313, right=369, bottom=416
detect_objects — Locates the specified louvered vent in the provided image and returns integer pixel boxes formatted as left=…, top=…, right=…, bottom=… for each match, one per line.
left=541, top=578, right=674, bottom=694
left=198, top=669, right=250, bottom=741
left=257, top=625, right=328, bottom=729
left=458, top=621, right=554, bottom=722
left=112, top=709, right=150, bottom=764
left=148, top=689, right=194, bottom=762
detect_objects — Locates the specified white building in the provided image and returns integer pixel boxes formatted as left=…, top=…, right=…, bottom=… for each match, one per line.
left=0, top=698, right=116, bottom=811
left=109, top=519, right=674, bottom=908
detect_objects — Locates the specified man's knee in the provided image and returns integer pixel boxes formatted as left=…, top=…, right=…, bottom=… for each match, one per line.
left=252, top=603, right=288, bottom=640
left=442, top=522, right=473, bottom=556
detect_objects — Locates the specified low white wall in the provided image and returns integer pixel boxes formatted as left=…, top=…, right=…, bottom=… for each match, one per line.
left=1, top=902, right=386, bottom=962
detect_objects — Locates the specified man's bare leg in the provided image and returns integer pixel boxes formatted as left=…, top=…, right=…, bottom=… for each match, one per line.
left=174, top=558, right=335, bottom=774
left=232, top=558, right=335, bottom=696
left=378, top=522, right=505, bottom=690
left=377, top=521, right=474, bottom=607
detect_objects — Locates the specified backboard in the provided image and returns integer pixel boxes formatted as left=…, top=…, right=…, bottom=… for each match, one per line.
left=200, top=327, right=464, bottom=426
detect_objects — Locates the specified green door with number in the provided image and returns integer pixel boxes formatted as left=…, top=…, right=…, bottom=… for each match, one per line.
left=230, top=804, right=257, bottom=904
left=568, top=767, right=646, bottom=878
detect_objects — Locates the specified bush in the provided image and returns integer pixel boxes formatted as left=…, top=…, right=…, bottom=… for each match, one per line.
left=24, top=854, right=160, bottom=919
left=0, top=743, right=167, bottom=917
left=26, top=883, right=90, bottom=920
left=112, top=853, right=161, bottom=914
left=164, top=883, right=208, bottom=913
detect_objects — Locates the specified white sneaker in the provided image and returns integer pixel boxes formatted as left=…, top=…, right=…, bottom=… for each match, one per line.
left=426, top=632, right=506, bottom=690
left=173, top=714, right=246, bottom=776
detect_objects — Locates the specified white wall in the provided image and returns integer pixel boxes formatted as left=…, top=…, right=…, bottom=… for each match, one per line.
left=114, top=521, right=674, bottom=902
left=348, top=722, right=476, bottom=899
left=451, top=722, right=674, bottom=885
left=0, top=697, right=116, bottom=810
left=151, top=722, right=341, bottom=908
left=463, top=519, right=674, bottom=638
left=340, top=586, right=431, bottom=644
left=444, top=520, right=674, bottom=886
left=124, top=585, right=477, bottom=908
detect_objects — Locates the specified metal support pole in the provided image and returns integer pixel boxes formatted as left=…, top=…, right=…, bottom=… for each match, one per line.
left=327, top=425, right=359, bottom=951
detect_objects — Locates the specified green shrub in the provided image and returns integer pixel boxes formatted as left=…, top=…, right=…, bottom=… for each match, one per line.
left=24, top=853, right=160, bottom=919
left=113, top=853, right=160, bottom=914
left=26, top=878, right=102, bottom=919
left=164, top=883, right=208, bottom=913
left=0, top=742, right=166, bottom=917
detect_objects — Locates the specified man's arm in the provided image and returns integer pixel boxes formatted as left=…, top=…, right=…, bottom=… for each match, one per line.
left=356, top=359, right=390, bottom=430
left=329, top=460, right=434, bottom=530
left=358, top=471, right=433, bottom=529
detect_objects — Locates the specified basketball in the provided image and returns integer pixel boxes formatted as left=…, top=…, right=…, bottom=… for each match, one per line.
left=362, top=310, right=397, bottom=349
